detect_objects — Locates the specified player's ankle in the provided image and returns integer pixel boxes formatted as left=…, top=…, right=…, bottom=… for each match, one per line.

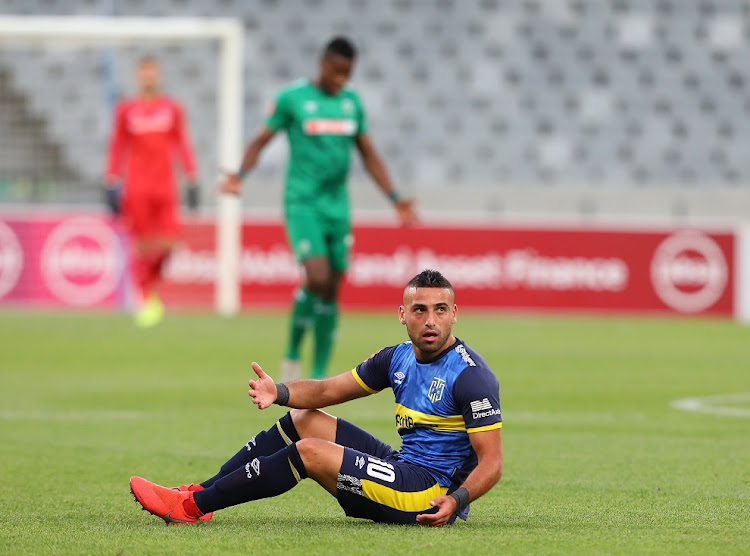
left=182, top=493, right=204, bottom=518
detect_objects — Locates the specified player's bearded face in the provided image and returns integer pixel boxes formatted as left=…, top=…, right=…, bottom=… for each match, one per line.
left=399, top=287, right=457, bottom=359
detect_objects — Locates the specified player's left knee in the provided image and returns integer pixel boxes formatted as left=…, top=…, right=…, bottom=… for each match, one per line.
left=295, top=438, right=328, bottom=467
left=305, top=273, right=331, bottom=297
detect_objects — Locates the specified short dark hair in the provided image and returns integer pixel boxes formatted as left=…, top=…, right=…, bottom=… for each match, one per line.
left=406, top=269, right=453, bottom=291
left=324, top=36, right=357, bottom=60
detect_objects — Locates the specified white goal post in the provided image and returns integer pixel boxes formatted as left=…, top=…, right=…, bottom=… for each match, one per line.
left=0, top=15, right=244, bottom=316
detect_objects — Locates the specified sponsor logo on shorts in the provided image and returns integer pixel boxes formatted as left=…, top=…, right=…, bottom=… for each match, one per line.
left=650, top=230, right=728, bottom=313
left=0, top=220, right=23, bottom=299
left=355, top=456, right=365, bottom=469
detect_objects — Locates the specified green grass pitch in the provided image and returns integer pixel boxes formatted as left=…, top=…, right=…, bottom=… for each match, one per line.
left=1, top=309, right=748, bottom=555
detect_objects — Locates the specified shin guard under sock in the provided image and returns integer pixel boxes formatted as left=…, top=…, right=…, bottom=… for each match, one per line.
left=200, top=412, right=301, bottom=488
left=193, top=443, right=307, bottom=513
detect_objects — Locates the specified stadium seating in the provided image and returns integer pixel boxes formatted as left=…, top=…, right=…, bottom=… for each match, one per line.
left=0, top=0, right=749, bottom=220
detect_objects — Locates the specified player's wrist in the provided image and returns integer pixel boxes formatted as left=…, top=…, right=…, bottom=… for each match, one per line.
left=387, top=190, right=401, bottom=204
left=449, top=486, right=470, bottom=512
left=237, top=167, right=248, bottom=180
left=273, top=383, right=290, bottom=406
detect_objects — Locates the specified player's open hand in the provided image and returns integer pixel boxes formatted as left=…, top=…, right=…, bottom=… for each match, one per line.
left=394, top=198, right=418, bottom=226
left=219, top=172, right=242, bottom=196
left=415, top=494, right=457, bottom=527
left=248, top=361, right=277, bottom=409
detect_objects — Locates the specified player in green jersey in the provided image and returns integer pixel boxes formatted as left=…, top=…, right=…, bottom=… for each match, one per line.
left=221, top=37, right=417, bottom=380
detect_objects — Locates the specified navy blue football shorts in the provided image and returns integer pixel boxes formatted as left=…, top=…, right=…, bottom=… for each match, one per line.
left=333, top=418, right=455, bottom=525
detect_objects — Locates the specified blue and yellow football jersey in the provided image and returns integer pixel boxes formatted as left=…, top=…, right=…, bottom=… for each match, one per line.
left=352, top=338, right=502, bottom=487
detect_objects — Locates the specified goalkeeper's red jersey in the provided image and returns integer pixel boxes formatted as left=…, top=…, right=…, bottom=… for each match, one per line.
left=105, top=96, right=197, bottom=200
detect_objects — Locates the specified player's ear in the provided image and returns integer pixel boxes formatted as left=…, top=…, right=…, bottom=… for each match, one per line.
left=452, top=304, right=458, bottom=324
left=398, top=305, right=406, bottom=325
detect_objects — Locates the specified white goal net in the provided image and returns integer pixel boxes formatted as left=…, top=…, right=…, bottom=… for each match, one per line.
left=0, top=16, right=244, bottom=314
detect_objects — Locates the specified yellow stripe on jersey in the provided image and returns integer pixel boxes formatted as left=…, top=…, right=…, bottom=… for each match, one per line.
left=394, top=403, right=466, bottom=433
left=361, top=479, right=448, bottom=512
left=467, top=422, right=503, bottom=433
left=351, top=369, right=380, bottom=394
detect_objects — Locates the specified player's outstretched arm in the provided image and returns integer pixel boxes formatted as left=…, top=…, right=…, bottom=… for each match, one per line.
left=355, top=134, right=417, bottom=226
left=248, top=361, right=371, bottom=410
left=220, top=127, right=276, bottom=195
left=416, top=429, right=503, bottom=527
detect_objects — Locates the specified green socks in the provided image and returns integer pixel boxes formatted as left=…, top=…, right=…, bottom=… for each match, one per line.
left=285, top=288, right=315, bottom=361
left=312, top=298, right=338, bottom=379
left=285, top=288, right=338, bottom=378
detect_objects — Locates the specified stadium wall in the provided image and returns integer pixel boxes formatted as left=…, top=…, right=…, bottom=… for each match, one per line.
left=0, top=210, right=746, bottom=323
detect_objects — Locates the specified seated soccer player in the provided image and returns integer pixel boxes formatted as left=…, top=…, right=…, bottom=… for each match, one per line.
left=130, top=269, right=502, bottom=526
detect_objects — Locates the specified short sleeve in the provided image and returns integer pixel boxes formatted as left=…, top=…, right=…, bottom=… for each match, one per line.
left=265, top=90, right=293, bottom=131
left=351, top=345, right=397, bottom=394
left=453, top=366, right=502, bottom=433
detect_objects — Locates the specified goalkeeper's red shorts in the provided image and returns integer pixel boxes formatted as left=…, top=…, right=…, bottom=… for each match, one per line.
left=333, top=418, right=460, bottom=526
left=122, top=194, right=179, bottom=240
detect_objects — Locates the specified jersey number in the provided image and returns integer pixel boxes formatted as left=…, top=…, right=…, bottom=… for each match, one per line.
left=366, top=457, right=395, bottom=483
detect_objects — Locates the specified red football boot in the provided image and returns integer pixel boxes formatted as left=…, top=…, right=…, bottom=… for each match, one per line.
left=130, top=476, right=203, bottom=525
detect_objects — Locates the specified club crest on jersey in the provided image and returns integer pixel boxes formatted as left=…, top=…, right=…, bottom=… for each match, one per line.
left=341, top=98, right=355, bottom=114
left=297, top=239, right=311, bottom=256
left=303, top=100, right=318, bottom=113
left=428, top=377, right=446, bottom=403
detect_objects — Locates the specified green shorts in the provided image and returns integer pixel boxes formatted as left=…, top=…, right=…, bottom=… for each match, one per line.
left=285, top=205, right=352, bottom=272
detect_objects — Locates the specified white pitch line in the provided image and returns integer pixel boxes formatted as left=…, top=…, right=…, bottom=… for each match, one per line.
left=0, top=408, right=252, bottom=422
left=670, top=392, right=750, bottom=418
left=0, top=409, right=149, bottom=421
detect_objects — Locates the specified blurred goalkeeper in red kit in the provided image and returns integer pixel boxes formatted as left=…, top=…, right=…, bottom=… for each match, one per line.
left=104, top=56, right=199, bottom=327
